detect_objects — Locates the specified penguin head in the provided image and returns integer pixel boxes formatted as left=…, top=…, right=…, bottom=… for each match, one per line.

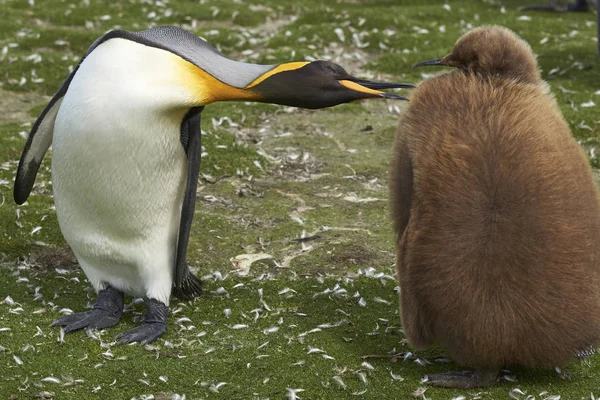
left=413, top=26, right=541, bottom=84
left=243, top=60, right=413, bottom=109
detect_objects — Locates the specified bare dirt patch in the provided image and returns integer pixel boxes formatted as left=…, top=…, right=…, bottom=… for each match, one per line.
left=0, top=87, right=48, bottom=123
left=28, top=243, right=76, bottom=272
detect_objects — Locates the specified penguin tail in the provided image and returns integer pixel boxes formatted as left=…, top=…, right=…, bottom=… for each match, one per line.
left=172, top=263, right=203, bottom=301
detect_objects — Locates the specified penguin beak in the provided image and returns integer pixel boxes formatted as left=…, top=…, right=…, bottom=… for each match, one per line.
left=413, top=58, right=453, bottom=68
left=339, top=79, right=415, bottom=100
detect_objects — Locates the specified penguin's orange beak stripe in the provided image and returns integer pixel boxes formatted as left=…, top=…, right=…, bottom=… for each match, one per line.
left=339, top=80, right=385, bottom=96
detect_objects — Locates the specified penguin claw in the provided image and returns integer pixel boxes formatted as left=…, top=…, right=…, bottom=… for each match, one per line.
left=51, top=309, right=121, bottom=333
left=115, top=322, right=167, bottom=345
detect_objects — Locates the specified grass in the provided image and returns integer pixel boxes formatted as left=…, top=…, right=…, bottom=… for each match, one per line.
left=0, top=0, right=599, bottom=398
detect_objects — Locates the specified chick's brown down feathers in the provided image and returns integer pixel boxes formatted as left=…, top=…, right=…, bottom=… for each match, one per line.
left=390, top=26, right=600, bottom=372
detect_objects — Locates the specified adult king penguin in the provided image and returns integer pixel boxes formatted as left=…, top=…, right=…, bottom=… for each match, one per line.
left=14, top=26, right=413, bottom=345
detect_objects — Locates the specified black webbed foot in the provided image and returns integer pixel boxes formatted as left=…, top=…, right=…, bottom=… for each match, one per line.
left=51, top=285, right=124, bottom=333
left=115, top=298, right=169, bottom=345
left=425, top=369, right=499, bottom=389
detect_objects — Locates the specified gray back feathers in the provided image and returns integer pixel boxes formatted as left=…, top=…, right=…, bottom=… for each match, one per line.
left=112, top=26, right=275, bottom=88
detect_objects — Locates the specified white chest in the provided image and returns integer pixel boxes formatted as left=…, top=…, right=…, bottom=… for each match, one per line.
left=49, top=40, right=193, bottom=297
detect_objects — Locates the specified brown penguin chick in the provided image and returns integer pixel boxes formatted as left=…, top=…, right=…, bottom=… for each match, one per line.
left=389, top=25, right=600, bottom=389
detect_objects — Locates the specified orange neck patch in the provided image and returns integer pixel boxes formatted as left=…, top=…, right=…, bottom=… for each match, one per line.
left=174, top=56, right=261, bottom=105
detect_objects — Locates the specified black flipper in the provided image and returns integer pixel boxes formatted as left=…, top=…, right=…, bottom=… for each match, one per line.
left=172, top=107, right=204, bottom=301
left=14, top=96, right=63, bottom=204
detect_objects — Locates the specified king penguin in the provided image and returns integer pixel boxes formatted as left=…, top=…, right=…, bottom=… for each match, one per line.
left=14, top=26, right=413, bottom=345
left=390, top=26, right=600, bottom=388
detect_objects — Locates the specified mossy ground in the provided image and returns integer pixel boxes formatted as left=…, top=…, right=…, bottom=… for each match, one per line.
left=1, top=0, right=599, bottom=398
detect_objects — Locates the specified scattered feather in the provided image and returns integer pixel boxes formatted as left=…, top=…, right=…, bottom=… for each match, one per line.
left=411, top=387, right=428, bottom=397
left=334, top=28, right=346, bottom=42
left=307, top=347, right=325, bottom=354
left=361, top=361, right=375, bottom=371
left=509, top=388, right=527, bottom=399
left=355, top=371, right=368, bottom=385
left=230, top=253, right=272, bottom=276
left=263, top=326, right=279, bottom=334
left=332, top=375, right=347, bottom=389
left=287, top=388, right=306, bottom=400
left=390, top=371, right=404, bottom=381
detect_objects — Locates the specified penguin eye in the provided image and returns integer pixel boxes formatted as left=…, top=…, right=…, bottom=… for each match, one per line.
left=323, top=62, right=345, bottom=77
left=325, top=64, right=339, bottom=75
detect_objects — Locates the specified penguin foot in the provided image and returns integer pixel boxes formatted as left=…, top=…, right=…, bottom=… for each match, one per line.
left=115, top=298, right=169, bottom=345
left=425, top=369, right=499, bottom=389
left=51, top=285, right=124, bottom=333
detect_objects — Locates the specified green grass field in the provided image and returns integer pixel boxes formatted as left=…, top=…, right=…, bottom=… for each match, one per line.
left=1, top=0, right=599, bottom=398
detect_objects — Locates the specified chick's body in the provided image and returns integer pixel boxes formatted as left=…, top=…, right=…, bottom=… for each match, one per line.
left=391, top=27, right=600, bottom=384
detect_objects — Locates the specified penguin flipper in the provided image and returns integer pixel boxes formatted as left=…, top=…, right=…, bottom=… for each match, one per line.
left=13, top=94, right=66, bottom=205
left=173, top=106, right=205, bottom=300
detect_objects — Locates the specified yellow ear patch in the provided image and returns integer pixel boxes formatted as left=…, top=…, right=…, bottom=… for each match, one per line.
left=339, top=80, right=384, bottom=96
left=174, top=56, right=261, bottom=105
left=245, top=62, right=310, bottom=89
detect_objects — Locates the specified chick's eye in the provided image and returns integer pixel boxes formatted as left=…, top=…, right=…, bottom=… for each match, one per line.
left=469, top=53, right=479, bottom=65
